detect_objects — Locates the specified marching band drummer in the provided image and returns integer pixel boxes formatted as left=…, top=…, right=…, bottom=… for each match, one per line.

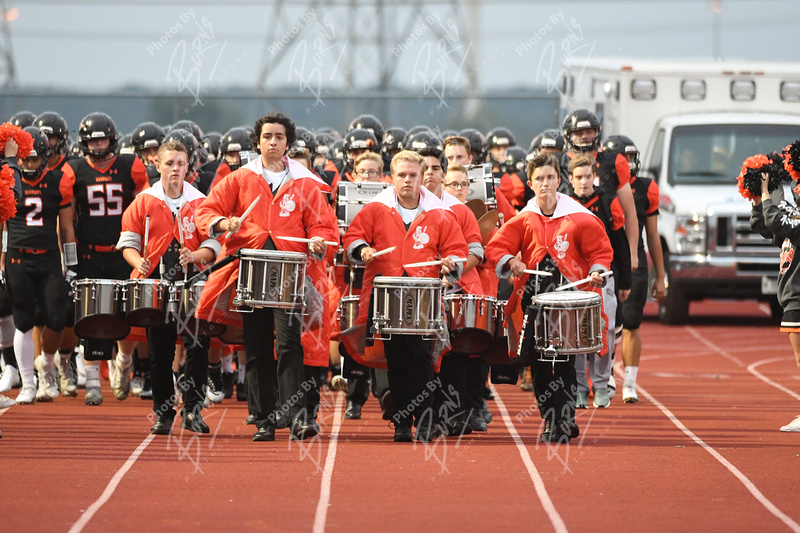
left=342, top=150, right=468, bottom=443
left=117, top=141, right=220, bottom=435
left=194, top=112, right=338, bottom=442
left=485, top=154, right=613, bottom=444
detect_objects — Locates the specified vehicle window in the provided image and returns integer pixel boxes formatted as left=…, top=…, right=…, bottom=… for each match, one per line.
left=668, top=123, right=800, bottom=185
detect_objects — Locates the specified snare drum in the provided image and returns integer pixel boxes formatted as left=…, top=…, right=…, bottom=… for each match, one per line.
left=371, top=276, right=443, bottom=339
left=531, top=291, right=602, bottom=362
left=337, top=295, right=361, bottom=331
left=169, top=281, right=226, bottom=337
left=123, top=279, right=167, bottom=327
left=444, top=294, right=496, bottom=353
left=466, top=164, right=498, bottom=210
left=337, top=182, right=390, bottom=225
left=481, top=300, right=514, bottom=365
left=73, top=279, right=130, bottom=340
left=233, top=249, right=306, bottom=310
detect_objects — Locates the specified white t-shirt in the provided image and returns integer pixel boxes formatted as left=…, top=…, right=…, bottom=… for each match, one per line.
left=263, top=167, right=289, bottom=191
left=397, top=203, right=422, bottom=225
left=165, top=196, right=182, bottom=218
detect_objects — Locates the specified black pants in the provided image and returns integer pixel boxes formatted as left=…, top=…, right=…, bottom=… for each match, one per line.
left=242, top=307, right=304, bottom=430
left=384, top=335, right=434, bottom=429
left=147, top=323, right=209, bottom=419
left=532, top=355, right=577, bottom=425
left=5, top=250, right=67, bottom=333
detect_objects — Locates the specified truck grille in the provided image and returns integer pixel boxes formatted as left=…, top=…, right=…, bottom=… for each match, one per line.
left=711, top=214, right=776, bottom=252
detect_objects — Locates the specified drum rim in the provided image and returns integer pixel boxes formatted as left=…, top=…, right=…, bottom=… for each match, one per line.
left=444, top=294, right=497, bottom=302
left=239, top=248, right=307, bottom=261
left=373, top=276, right=443, bottom=287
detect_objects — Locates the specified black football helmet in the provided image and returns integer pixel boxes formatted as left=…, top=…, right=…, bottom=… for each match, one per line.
left=78, top=112, right=119, bottom=160
left=164, top=128, right=201, bottom=175
left=315, top=132, right=336, bottom=160
left=34, top=112, right=69, bottom=157
left=381, top=127, right=406, bottom=162
left=202, top=132, right=222, bottom=161
left=21, top=127, right=52, bottom=181
left=528, top=129, right=565, bottom=160
left=9, top=111, right=37, bottom=128
left=405, top=130, right=443, bottom=152
left=219, top=127, right=255, bottom=172
left=458, top=128, right=487, bottom=163
left=343, top=128, right=379, bottom=167
left=562, top=109, right=602, bottom=153
left=603, top=135, right=640, bottom=176
left=500, top=147, right=528, bottom=174
left=118, top=134, right=134, bottom=155
left=348, top=114, right=384, bottom=146
left=131, top=122, right=166, bottom=161
left=331, top=139, right=345, bottom=161
left=169, top=120, right=206, bottom=162
left=293, top=127, right=319, bottom=157
left=486, top=127, right=517, bottom=149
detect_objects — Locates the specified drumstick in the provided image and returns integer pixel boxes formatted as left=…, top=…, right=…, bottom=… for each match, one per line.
left=142, top=215, right=150, bottom=259
left=275, top=235, right=339, bottom=247
left=403, top=258, right=467, bottom=268
left=555, top=270, right=613, bottom=292
left=371, top=246, right=396, bottom=258
left=177, top=217, right=188, bottom=281
left=522, top=269, right=552, bottom=277
left=225, top=194, right=262, bottom=239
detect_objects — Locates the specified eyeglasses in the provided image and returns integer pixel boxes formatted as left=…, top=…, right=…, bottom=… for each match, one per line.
left=445, top=182, right=469, bottom=190
left=356, top=170, right=380, bottom=178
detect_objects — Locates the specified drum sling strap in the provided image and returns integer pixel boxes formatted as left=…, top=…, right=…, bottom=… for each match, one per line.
left=518, top=254, right=564, bottom=361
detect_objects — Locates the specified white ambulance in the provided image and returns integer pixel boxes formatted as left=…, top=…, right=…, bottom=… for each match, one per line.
left=560, top=59, right=800, bottom=323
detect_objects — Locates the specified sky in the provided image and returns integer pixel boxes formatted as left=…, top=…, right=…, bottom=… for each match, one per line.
left=4, top=0, right=800, bottom=97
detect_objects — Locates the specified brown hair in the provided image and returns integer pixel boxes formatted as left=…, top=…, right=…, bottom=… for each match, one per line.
left=390, top=149, right=424, bottom=176
left=157, top=141, right=187, bottom=161
left=568, top=154, right=595, bottom=175
left=526, top=153, right=560, bottom=180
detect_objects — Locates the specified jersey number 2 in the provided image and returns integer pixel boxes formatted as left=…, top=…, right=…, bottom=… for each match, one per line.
left=25, top=197, right=44, bottom=227
left=87, top=184, right=124, bottom=217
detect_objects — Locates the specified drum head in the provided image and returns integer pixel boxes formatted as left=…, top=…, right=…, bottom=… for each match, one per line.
left=533, top=290, right=600, bottom=307
left=219, top=325, right=244, bottom=345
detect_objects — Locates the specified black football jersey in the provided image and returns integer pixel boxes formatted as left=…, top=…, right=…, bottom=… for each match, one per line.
left=60, top=155, right=147, bottom=246
left=7, top=168, right=68, bottom=251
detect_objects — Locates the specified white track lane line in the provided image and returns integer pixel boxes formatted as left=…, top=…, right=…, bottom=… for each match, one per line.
left=613, top=362, right=800, bottom=532
left=69, top=433, right=155, bottom=533
left=747, top=357, right=800, bottom=402
left=491, top=384, right=568, bottom=533
left=312, top=391, right=345, bottom=533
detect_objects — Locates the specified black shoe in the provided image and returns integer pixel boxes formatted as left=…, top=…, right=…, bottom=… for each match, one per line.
left=150, top=414, right=175, bottom=435
left=253, top=426, right=276, bottom=442
left=379, top=390, right=393, bottom=421
left=540, top=418, right=579, bottom=443
left=235, top=380, right=247, bottom=402
left=480, top=399, right=493, bottom=424
left=290, top=418, right=319, bottom=441
left=393, top=425, right=413, bottom=442
left=275, top=411, right=289, bottom=429
left=445, top=418, right=473, bottom=437
left=540, top=419, right=553, bottom=442
left=181, top=410, right=210, bottom=434
left=344, top=400, right=362, bottom=420
left=468, top=412, right=488, bottom=432
left=557, top=418, right=579, bottom=439
left=245, top=414, right=255, bottom=425
left=140, top=371, right=153, bottom=400
left=415, top=422, right=441, bottom=443
left=221, top=372, right=234, bottom=399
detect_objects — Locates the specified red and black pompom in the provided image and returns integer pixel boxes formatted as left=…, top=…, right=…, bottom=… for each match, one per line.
left=736, top=154, right=773, bottom=201
left=0, top=165, right=17, bottom=223
left=783, top=140, right=800, bottom=183
left=0, top=122, right=34, bottom=159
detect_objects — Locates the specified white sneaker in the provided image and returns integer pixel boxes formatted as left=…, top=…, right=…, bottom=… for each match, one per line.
left=607, top=374, right=616, bottom=399
left=85, top=380, right=103, bottom=406
left=575, top=390, right=589, bottom=409
left=622, top=383, right=639, bottom=404
left=0, top=365, right=20, bottom=393
left=56, top=357, right=77, bottom=397
left=130, top=374, right=144, bottom=397
left=16, top=383, right=36, bottom=404
left=35, top=356, right=59, bottom=402
left=593, top=387, right=611, bottom=408
left=112, top=361, right=131, bottom=401
left=780, top=415, right=800, bottom=432
left=0, top=393, right=16, bottom=409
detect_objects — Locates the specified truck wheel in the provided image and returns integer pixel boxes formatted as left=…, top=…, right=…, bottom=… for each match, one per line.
left=659, top=255, right=689, bottom=325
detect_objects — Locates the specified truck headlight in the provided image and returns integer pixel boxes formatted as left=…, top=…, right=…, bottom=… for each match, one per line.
left=675, top=215, right=706, bottom=254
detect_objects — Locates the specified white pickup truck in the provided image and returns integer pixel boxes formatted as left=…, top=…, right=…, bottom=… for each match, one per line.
left=561, top=59, right=800, bottom=323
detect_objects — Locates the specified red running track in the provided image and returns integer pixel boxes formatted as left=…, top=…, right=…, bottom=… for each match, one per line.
left=1, top=300, right=799, bottom=533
